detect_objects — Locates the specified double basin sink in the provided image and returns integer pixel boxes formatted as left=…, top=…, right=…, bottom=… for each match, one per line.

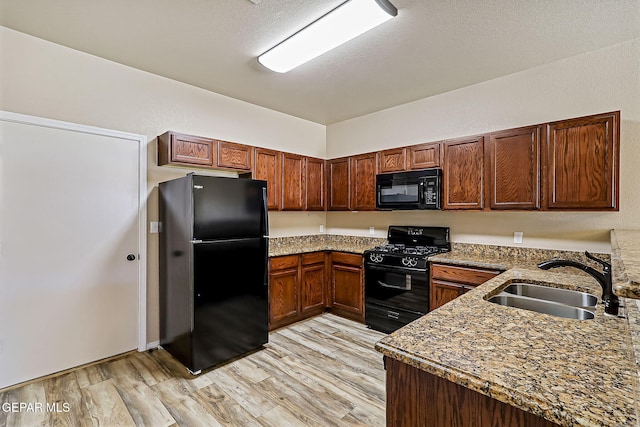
left=487, top=282, right=598, bottom=320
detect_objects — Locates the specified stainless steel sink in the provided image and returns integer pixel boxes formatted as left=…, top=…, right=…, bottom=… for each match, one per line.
left=488, top=294, right=596, bottom=320
left=502, top=282, right=598, bottom=308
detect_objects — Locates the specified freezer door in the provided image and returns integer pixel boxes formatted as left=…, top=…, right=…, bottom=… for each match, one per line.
left=191, top=237, right=268, bottom=371
left=192, top=175, right=267, bottom=241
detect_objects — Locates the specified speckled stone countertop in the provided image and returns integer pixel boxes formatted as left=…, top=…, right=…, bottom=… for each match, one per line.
left=376, top=268, right=638, bottom=426
left=429, top=242, right=610, bottom=273
left=612, top=229, right=640, bottom=299
left=268, top=234, right=385, bottom=257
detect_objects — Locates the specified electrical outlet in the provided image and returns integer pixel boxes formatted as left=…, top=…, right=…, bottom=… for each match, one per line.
left=319, top=225, right=324, bottom=233
left=514, top=231, right=523, bottom=244
left=150, top=221, right=160, bottom=233
left=369, top=227, right=375, bottom=236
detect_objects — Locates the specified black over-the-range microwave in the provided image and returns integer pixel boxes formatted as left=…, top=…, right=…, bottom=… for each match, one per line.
left=376, top=168, right=442, bottom=210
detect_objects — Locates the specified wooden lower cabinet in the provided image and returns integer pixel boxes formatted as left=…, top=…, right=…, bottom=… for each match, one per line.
left=269, top=251, right=364, bottom=328
left=269, top=252, right=328, bottom=330
left=268, top=255, right=300, bottom=330
left=430, top=264, right=501, bottom=311
left=329, top=252, right=364, bottom=322
left=385, top=357, right=559, bottom=427
left=300, top=252, right=326, bottom=316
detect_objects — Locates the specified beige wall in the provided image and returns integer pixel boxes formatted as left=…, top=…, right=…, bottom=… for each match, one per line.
left=2, top=25, right=639, bottom=344
left=0, top=26, right=326, bottom=344
left=326, top=39, right=640, bottom=253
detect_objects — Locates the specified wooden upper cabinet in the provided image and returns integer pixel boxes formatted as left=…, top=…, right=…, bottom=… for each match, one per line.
left=544, top=111, right=619, bottom=210
left=217, top=140, right=252, bottom=171
left=378, top=148, right=407, bottom=173
left=408, top=142, right=440, bottom=170
left=328, top=157, right=351, bottom=211
left=488, top=126, right=541, bottom=210
left=158, top=132, right=215, bottom=167
left=253, top=148, right=282, bottom=211
left=305, top=157, right=326, bottom=211
left=350, top=153, right=377, bottom=211
left=282, top=153, right=306, bottom=211
left=442, top=136, right=485, bottom=210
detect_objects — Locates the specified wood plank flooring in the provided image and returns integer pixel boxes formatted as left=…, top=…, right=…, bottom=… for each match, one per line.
left=0, top=314, right=387, bottom=426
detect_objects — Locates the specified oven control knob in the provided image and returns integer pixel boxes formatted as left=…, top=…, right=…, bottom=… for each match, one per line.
left=402, top=257, right=418, bottom=267
left=369, top=253, right=384, bottom=263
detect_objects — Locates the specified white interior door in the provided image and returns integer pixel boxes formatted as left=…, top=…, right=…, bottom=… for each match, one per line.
left=0, top=112, right=146, bottom=389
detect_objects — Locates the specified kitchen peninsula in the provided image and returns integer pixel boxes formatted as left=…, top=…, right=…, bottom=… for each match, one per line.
left=374, top=229, right=640, bottom=427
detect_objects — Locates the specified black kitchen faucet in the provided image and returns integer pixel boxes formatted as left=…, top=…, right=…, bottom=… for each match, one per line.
left=537, top=251, right=620, bottom=317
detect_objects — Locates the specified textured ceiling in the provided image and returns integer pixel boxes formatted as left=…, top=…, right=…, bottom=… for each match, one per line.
left=1, top=0, right=639, bottom=124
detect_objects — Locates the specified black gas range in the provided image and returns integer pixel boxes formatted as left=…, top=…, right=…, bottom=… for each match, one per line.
left=364, top=226, right=450, bottom=333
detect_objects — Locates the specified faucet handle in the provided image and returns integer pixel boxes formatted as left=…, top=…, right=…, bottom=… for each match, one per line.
left=585, top=251, right=610, bottom=270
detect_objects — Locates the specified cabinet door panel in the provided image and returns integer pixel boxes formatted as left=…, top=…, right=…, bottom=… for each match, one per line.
left=489, top=126, right=540, bottom=210
left=350, top=153, right=377, bottom=211
left=409, top=142, right=440, bottom=169
left=269, top=268, right=298, bottom=328
left=282, top=153, right=306, bottom=210
left=158, top=132, right=215, bottom=167
left=378, top=148, right=407, bottom=173
left=442, top=137, right=484, bottom=210
left=254, top=148, right=282, bottom=210
left=306, top=157, right=326, bottom=210
left=300, top=263, right=326, bottom=315
left=330, top=252, right=364, bottom=322
left=430, top=280, right=463, bottom=311
left=217, top=141, right=252, bottom=170
left=328, top=158, right=351, bottom=210
left=332, top=265, right=363, bottom=315
left=545, top=112, right=618, bottom=210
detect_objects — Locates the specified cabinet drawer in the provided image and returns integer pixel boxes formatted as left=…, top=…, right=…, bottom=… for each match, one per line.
left=431, top=264, right=501, bottom=286
left=270, top=255, right=299, bottom=271
left=301, top=252, right=325, bottom=265
left=331, top=252, right=362, bottom=267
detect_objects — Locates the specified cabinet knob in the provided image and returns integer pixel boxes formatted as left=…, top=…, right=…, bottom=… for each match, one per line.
left=126, top=254, right=136, bottom=261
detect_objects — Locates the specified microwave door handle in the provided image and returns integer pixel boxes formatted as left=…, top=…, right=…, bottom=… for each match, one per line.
left=418, top=181, right=425, bottom=204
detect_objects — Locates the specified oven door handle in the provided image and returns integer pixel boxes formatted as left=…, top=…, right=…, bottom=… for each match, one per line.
left=365, top=263, right=426, bottom=273
left=377, top=280, right=410, bottom=291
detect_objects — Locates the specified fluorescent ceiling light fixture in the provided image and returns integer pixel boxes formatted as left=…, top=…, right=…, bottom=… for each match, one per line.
left=258, top=0, right=397, bottom=73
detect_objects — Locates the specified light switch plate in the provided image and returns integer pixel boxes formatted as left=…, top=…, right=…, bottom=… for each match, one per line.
left=369, top=227, right=375, bottom=236
left=319, top=225, right=324, bottom=233
left=150, top=221, right=160, bottom=233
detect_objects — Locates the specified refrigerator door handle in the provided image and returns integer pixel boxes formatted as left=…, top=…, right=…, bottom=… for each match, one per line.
left=262, top=187, right=269, bottom=238
left=262, top=186, right=269, bottom=288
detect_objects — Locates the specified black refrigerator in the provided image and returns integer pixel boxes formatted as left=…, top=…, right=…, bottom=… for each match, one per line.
left=159, top=174, right=269, bottom=374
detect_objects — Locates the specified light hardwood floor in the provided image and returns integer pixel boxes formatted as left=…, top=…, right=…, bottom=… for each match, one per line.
left=0, top=314, right=387, bottom=426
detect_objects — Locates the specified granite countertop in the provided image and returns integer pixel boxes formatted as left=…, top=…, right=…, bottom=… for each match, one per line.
left=612, top=229, right=640, bottom=299
left=429, top=243, right=610, bottom=273
left=268, top=234, right=385, bottom=257
left=375, top=268, right=637, bottom=426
